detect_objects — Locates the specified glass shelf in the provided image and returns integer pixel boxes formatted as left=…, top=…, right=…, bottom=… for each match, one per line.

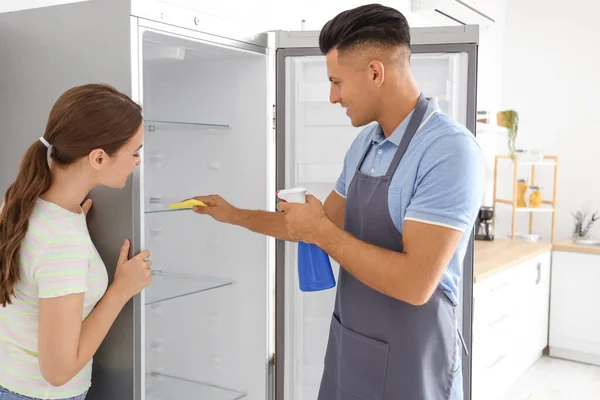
left=145, top=207, right=191, bottom=215
left=145, top=271, right=232, bottom=305
left=144, top=120, right=231, bottom=131
left=516, top=160, right=557, bottom=166
left=144, top=197, right=203, bottom=215
left=514, top=207, right=555, bottom=213
left=496, top=203, right=555, bottom=213
left=146, top=372, right=246, bottom=400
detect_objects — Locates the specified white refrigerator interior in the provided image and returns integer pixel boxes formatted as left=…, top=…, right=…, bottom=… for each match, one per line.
left=411, top=52, right=469, bottom=126
left=139, top=29, right=272, bottom=400
left=283, top=50, right=471, bottom=400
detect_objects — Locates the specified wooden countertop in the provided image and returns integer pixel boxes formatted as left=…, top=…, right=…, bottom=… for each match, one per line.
left=553, top=239, right=600, bottom=255
left=474, top=239, right=553, bottom=283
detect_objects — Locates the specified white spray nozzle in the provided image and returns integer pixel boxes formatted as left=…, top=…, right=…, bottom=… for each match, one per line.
left=277, top=187, right=307, bottom=204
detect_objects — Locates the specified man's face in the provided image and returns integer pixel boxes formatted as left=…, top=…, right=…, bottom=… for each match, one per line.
left=325, top=48, right=380, bottom=127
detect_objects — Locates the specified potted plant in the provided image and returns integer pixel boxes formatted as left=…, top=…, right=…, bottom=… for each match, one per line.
left=572, top=210, right=599, bottom=239
left=497, top=110, right=519, bottom=159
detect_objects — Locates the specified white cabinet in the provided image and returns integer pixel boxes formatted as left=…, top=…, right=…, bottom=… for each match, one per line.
left=0, top=0, right=90, bottom=13
left=472, top=251, right=551, bottom=400
left=549, top=251, right=600, bottom=365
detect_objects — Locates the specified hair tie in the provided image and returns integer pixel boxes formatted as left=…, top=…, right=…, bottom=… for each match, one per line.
left=39, top=136, right=52, bottom=166
left=39, top=136, right=51, bottom=148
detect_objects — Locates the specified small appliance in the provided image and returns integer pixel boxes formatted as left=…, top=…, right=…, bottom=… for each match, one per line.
left=475, top=206, right=494, bottom=241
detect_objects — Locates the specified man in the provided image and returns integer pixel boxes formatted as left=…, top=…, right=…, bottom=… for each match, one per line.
left=190, top=4, right=485, bottom=399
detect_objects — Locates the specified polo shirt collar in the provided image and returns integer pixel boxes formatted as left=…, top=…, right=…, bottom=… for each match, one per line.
left=370, top=97, right=438, bottom=147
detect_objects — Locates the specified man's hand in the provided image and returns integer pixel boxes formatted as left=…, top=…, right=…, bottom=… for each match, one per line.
left=276, top=195, right=331, bottom=244
left=189, top=195, right=241, bottom=224
left=81, top=199, right=93, bottom=217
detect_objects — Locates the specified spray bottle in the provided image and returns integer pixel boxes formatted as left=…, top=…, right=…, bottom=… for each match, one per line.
left=277, top=188, right=336, bottom=292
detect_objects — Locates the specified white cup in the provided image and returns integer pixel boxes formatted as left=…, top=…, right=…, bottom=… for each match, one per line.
left=277, top=187, right=307, bottom=204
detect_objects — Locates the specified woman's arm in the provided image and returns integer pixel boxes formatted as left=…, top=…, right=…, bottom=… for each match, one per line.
left=37, top=240, right=151, bottom=386
left=38, top=286, right=128, bottom=386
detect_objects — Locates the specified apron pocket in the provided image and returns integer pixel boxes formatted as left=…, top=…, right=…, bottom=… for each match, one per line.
left=323, top=314, right=389, bottom=400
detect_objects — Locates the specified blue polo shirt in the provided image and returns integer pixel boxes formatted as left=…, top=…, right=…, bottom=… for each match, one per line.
left=334, top=98, right=485, bottom=306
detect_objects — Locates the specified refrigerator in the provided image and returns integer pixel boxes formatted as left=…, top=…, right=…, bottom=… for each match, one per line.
left=0, top=1, right=479, bottom=399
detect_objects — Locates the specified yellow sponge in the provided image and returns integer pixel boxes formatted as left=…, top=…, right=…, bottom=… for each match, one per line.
left=169, top=199, right=208, bottom=209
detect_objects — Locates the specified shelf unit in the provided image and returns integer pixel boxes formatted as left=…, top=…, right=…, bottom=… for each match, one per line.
left=142, top=119, right=243, bottom=396
left=492, top=155, right=559, bottom=243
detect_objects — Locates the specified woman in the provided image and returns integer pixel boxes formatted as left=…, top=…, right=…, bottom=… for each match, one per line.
left=0, top=84, right=152, bottom=399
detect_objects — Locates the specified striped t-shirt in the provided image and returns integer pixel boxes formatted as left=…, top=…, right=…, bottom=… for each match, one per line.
left=0, top=198, right=109, bottom=399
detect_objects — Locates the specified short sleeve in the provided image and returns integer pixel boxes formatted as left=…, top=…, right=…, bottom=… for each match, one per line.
left=32, top=234, right=92, bottom=298
left=334, top=152, right=349, bottom=198
left=404, top=134, right=486, bottom=232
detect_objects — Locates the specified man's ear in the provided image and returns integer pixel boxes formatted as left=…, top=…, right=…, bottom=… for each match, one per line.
left=369, top=60, right=385, bottom=87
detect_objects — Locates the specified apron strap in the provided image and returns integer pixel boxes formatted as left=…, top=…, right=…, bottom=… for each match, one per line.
left=356, top=141, right=374, bottom=172
left=385, top=93, right=430, bottom=177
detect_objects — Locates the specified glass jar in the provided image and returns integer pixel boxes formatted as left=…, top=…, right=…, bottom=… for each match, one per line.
left=529, top=185, right=542, bottom=208
left=517, top=179, right=528, bottom=207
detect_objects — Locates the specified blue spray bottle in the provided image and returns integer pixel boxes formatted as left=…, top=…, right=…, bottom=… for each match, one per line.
left=277, top=188, right=336, bottom=292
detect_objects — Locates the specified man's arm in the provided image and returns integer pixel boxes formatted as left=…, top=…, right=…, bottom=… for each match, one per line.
left=191, top=189, right=346, bottom=239
left=323, top=190, right=346, bottom=229
left=281, top=133, right=485, bottom=306
left=317, top=219, right=462, bottom=305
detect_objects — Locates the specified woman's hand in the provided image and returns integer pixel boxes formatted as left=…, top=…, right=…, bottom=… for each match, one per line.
left=111, top=239, right=152, bottom=301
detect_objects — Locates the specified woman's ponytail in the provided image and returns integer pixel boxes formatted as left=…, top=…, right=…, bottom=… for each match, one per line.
left=0, top=140, right=52, bottom=306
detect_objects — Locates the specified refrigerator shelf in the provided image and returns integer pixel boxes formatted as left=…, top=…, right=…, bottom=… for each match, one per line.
left=145, top=207, right=192, bottom=215
left=145, top=271, right=233, bottom=305
left=146, top=372, right=246, bottom=400
left=144, top=197, right=203, bottom=214
left=144, top=119, right=231, bottom=131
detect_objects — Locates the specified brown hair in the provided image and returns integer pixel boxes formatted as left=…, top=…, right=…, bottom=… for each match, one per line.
left=0, top=83, right=142, bottom=306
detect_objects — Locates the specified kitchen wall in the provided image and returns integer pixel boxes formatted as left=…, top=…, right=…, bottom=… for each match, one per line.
left=492, top=0, right=600, bottom=241
left=474, top=0, right=507, bottom=114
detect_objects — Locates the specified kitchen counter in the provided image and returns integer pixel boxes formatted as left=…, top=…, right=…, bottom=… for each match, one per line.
left=553, top=239, right=600, bottom=255
left=474, top=239, right=553, bottom=283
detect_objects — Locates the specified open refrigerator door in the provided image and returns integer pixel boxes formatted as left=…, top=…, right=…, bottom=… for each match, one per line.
left=134, top=21, right=275, bottom=400
left=276, top=27, right=477, bottom=400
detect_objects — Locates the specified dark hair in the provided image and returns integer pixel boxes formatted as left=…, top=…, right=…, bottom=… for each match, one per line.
left=319, top=3, right=411, bottom=56
left=0, top=83, right=142, bottom=306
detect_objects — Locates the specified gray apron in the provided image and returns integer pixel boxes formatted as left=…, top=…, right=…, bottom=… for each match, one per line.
left=318, top=94, right=459, bottom=400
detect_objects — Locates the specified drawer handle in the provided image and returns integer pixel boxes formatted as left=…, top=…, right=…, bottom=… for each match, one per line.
left=486, top=354, right=506, bottom=370
left=488, top=313, right=509, bottom=327
left=536, top=262, right=541, bottom=285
